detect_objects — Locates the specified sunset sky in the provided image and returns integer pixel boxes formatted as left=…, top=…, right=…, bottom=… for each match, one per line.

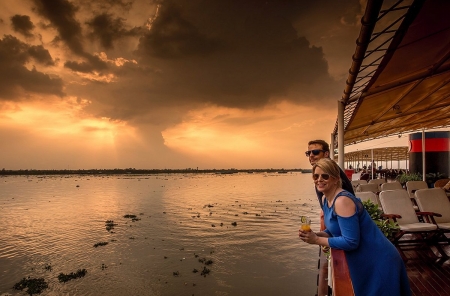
left=0, top=0, right=408, bottom=170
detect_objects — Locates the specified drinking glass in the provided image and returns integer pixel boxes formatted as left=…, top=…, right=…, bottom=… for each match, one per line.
left=300, top=216, right=311, bottom=232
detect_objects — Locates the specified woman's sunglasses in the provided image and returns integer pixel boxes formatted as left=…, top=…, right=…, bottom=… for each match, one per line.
left=312, top=173, right=330, bottom=180
left=305, top=149, right=325, bottom=157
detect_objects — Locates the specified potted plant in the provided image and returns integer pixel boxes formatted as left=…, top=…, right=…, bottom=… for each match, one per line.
left=425, top=172, right=447, bottom=188
left=396, top=172, right=422, bottom=188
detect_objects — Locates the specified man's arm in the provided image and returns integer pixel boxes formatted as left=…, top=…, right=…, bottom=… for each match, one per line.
left=315, top=187, right=324, bottom=208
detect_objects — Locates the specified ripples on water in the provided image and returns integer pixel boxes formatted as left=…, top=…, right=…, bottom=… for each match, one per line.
left=0, top=173, right=321, bottom=296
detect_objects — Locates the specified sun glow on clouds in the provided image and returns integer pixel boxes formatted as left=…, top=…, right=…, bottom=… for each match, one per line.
left=162, top=102, right=337, bottom=168
left=73, top=52, right=137, bottom=82
left=165, top=122, right=258, bottom=153
left=2, top=97, right=132, bottom=147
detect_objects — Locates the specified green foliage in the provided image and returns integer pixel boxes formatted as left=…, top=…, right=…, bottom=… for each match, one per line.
left=425, top=172, right=447, bottom=185
left=362, top=200, right=399, bottom=240
left=396, top=172, right=422, bottom=186
left=363, top=199, right=383, bottom=220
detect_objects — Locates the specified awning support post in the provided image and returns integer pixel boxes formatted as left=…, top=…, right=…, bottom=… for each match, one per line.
left=331, top=133, right=335, bottom=161
left=338, top=100, right=345, bottom=170
left=371, top=149, right=374, bottom=179
left=422, top=129, right=426, bottom=181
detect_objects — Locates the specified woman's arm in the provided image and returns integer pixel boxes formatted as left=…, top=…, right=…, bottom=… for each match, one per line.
left=300, top=195, right=361, bottom=250
left=327, top=195, right=360, bottom=250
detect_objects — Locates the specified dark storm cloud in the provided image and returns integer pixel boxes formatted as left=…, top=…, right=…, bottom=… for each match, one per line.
left=137, top=2, right=220, bottom=59
left=31, top=0, right=84, bottom=54
left=31, top=0, right=108, bottom=72
left=86, top=13, right=143, bottom=49
left=78, top=0, right=133, bottom=11
left=64, top=54, right=109, bottom=73
left=131, top=0, right=340, bottom=110
left=0, top=35, right=63, bottom=99
left=28, top=45, right=55, bottom=66
left=7, top=0, right=361, bottom=120
left=11, top=15, right=35, bottom=37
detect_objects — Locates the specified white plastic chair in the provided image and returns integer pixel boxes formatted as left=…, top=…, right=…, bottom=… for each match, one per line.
left=380, top=181, right=403, bottom=191
left=351, top=180, right=367, bottom=192
left=355, top=191, right=380, bottom=207
left=357, top=183, right=379, bottom=194
left=415, top=188, right=450, bottom=232
left=368, top=178, right=386, bottom=191
left=379, top=189, right=447, bottom=260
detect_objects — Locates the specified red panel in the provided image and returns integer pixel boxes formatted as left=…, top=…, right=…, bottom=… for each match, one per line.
left=410, top=138, right=450, bottom=152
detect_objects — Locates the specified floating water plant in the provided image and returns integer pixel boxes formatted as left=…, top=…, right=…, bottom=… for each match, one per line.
left=200, top=267, right=210, bottom=277
left=57, top=269, right=87, bottom=283
left=105, top=220, right=117, bottom=226
left=123, top=214, right=137, bottom=218
left=198, top=258, right=213, bottom=265
left=13, top=277, right=48, bottom=295
left=93, top=242, right=109, bottom=248
left=105, top=220, right=117, bottom=231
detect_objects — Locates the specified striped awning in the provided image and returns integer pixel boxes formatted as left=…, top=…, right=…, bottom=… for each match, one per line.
left=332, top=0, right=450, bottom=148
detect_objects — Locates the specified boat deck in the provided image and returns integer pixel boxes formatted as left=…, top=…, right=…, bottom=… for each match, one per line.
left=317, top=245, right=450, bottom=296
left=405, top=245, right=450, bottom=296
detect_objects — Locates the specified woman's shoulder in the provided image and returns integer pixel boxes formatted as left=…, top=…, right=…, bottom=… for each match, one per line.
left=334, top=190, right=357, bottom=217
left=336, top=189, right=356, bottom=198
left=334, top=192, right=355, bottom=205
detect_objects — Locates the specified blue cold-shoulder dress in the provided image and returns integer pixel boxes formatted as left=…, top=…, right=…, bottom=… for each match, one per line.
left=323, top=190, right=411, bottom=296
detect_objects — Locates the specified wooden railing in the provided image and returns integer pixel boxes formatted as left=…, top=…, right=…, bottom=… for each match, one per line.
left=319, top=211, right=354, bottom=296
left=331, top=249, right=354, bottom=296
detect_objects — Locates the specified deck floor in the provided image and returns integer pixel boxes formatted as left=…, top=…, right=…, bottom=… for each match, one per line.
left=404, top=245, right=450, bottom=296
left=317, top=245, right=450, bottom=296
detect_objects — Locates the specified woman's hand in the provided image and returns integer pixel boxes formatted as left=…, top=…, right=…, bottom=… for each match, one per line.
left=299, top=230, right=329, bottom=246
left=299, top=229, right=318, bottom=244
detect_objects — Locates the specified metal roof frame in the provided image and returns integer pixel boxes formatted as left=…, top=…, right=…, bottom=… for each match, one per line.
left=333, top=146, right=409, bottom=164
left=332, top=0, right=450, bottom=153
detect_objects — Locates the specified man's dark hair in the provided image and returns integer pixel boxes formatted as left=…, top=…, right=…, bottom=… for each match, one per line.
left=308, top=140, right=330, bottom=152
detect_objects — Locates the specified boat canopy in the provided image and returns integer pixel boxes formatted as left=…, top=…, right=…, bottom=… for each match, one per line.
left=332, top=0, right=450, bottom=148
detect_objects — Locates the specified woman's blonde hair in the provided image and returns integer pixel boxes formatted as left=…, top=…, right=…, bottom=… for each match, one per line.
left=312, top=158, right=342, bottom=188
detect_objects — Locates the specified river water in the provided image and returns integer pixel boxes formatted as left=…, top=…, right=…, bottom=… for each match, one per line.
left=0, top=172, right=321, bottom=296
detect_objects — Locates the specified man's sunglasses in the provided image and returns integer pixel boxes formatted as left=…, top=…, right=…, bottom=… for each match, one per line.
left=305, top=149, right=325, bottom=157
left=312, top=173, right=330, bottom=180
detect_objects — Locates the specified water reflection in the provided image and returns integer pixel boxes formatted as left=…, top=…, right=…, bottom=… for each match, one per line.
left=0, top=173, right=319, bottom=296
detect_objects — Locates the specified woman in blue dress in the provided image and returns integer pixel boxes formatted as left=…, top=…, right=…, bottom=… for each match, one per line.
left=299, top=158, right=411, bottom=296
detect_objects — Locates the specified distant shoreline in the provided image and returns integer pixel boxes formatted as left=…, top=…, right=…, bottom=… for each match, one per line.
left=0, top=168, right=313, bottom=176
